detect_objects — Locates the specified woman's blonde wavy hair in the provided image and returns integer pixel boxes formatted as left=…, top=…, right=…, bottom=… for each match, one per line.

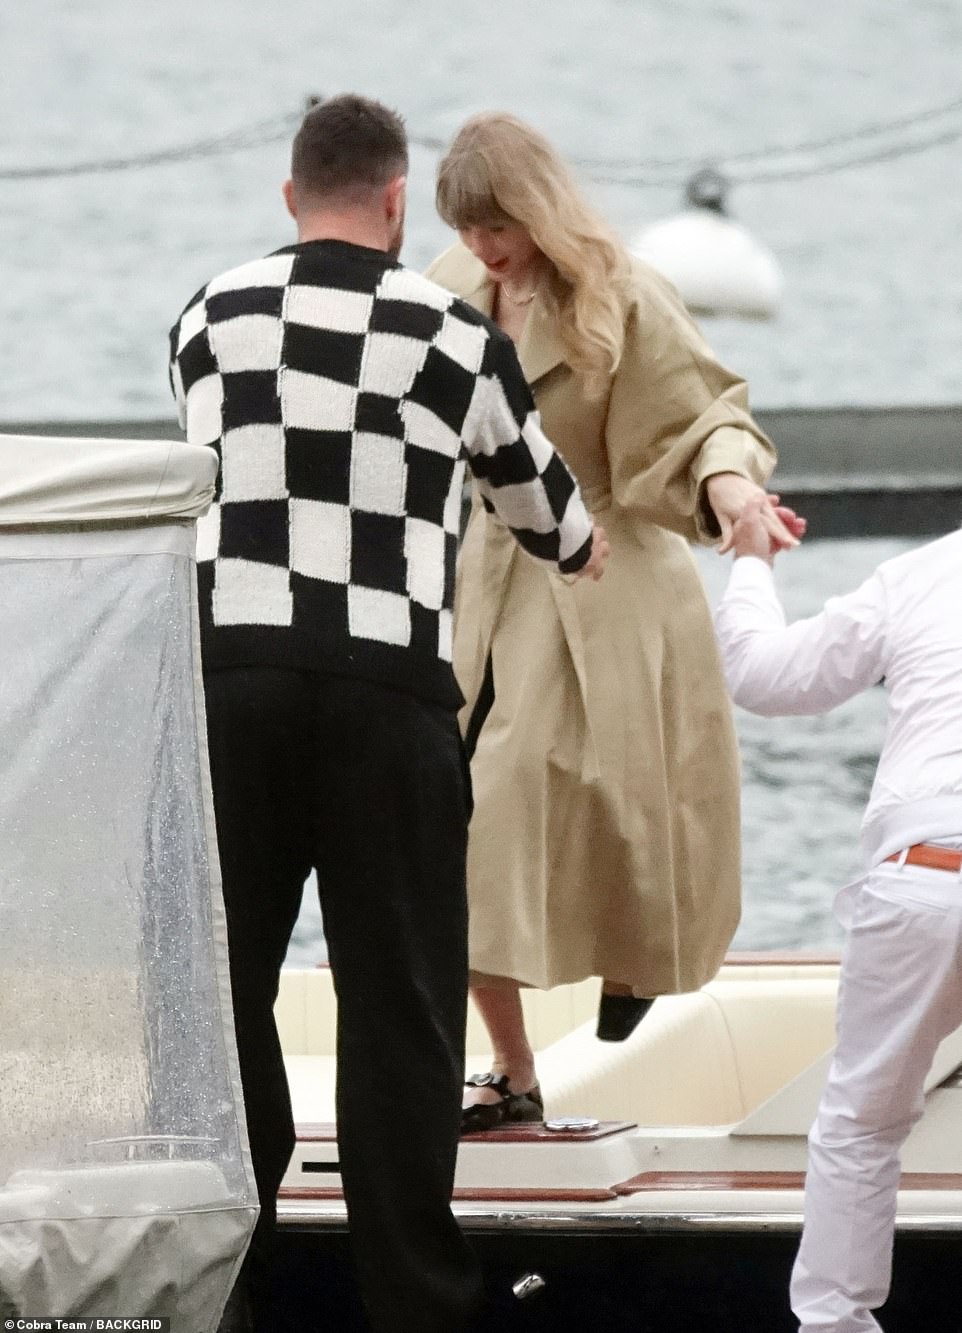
left=436, top=113, right=633, bottom=398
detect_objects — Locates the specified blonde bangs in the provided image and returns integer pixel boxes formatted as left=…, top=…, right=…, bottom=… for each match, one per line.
left=436, top=150, right=513, bottom=231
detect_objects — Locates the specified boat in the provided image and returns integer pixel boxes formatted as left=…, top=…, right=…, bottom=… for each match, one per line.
left=272, top=957, right=962, bottom=1331
left=5, top=430, right=962, bottom=1331
left=0, top=433, right=258, bottom=1330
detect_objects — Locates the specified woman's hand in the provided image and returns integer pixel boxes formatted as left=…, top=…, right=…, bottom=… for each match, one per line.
left=705, top=472, right=805, bottom=554
left=730, top=497, right=778, bottom=563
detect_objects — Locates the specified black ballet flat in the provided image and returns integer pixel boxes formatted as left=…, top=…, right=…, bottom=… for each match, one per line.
left=460, top=1072, right=544, bottom=1135
left=596, top=993, right=655, bottom=1042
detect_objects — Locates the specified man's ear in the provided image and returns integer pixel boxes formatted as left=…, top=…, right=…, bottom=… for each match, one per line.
left=384, top=174, right=406, bottom=222
left=282, top=179, right=297, bottom=220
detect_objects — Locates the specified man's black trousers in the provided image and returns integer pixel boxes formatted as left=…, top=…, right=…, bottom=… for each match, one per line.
left=204, top=667, right=482, bottom=1333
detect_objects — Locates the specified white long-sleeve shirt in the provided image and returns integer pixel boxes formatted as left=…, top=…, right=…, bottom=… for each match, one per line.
left=714, top=530, right=962, bottom=867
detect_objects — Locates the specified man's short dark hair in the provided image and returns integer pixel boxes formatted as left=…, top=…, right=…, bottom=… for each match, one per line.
left=291, top=94, right=408, bottom=204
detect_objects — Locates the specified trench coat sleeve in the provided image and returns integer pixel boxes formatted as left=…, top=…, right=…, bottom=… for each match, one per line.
left=606, top=267, right=777, bottom=544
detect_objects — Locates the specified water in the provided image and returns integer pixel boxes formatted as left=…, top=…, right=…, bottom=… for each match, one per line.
left=2, top=0, right=960, bottom=413
left=1, top=1, right=951, bottom=954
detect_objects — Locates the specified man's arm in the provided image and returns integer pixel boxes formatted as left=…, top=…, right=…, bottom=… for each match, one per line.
left=465, top=332, right=606, bottom=580
left=168, top=288, right=212, bottom=438
left=168, top=326, right=188, bottom=432
left=714, top=507, right=887, bottom=717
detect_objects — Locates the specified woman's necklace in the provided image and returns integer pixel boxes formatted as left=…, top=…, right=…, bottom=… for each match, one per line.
left=500, top=282, right=538, bottom=306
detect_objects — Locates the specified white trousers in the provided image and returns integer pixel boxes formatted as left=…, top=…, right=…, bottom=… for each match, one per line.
left=791, top=857, right=962, bottom=1332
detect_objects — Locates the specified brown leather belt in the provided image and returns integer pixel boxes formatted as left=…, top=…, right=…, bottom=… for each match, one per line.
left=884, top=843, right=962, bottom=873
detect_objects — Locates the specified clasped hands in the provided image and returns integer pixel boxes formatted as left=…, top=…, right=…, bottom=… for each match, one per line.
left=572, top=472, right=805, bottom=583
left=705, top=471, right=807, bottom=562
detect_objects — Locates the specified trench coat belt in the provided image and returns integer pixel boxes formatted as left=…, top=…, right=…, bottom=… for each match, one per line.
left=884, top=843, right=962, bottom=873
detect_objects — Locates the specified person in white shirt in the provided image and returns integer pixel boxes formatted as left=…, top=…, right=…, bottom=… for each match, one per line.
left=714, top=500, right=962, bottom=1333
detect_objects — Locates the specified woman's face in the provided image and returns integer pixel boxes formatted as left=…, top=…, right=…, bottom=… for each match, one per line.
left=458, top=221, right=542, bottom=284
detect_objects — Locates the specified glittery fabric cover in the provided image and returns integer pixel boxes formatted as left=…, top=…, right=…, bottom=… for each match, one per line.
left=0, top=522, right=257, bottom=1327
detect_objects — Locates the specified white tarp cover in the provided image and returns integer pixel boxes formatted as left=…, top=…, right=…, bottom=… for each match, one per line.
left=0, top=434, right=216, bottom=526
left=0, top=436, right=257, bottom=1330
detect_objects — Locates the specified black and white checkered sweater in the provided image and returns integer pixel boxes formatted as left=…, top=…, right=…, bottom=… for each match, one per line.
left=169, top=239, right=592, bottom=708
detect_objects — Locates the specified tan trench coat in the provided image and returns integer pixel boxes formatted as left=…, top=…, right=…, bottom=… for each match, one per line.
left=426, top=244, right=776, bottom=995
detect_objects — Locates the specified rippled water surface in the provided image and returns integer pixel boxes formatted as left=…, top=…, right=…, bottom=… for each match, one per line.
left=2, top=0, right=960, bottom=414
left=1, top=1, right=951, bottom=957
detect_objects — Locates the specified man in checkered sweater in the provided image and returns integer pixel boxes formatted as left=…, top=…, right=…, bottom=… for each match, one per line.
left=169, top=95, right=606, bottom=1333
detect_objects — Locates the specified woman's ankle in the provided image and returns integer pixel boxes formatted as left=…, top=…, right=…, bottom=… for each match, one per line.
left=490, top=1055, right=537, bottom=1092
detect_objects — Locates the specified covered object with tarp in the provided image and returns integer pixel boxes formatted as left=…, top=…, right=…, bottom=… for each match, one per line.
left=0, top=434, right=257, bottom=1329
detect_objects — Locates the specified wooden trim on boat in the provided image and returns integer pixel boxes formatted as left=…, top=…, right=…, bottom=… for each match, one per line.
left=454, top=1121, right=636, bottom=1143
left=280, top=1185, right=344, bottom=1201
left=613, top=1171, right=962, bottom=1195
left=613, top=1171, right=805, bottom=1194
left=295, top=1123, right=337, bottom=1142
left=450, top=1187, right=620, bottom=1202
left=279, top=1184, right=621, bottom=1203
left=294, top=1120, right=637, bottom=1145
left=281, top=1168, right=962, bottom=1206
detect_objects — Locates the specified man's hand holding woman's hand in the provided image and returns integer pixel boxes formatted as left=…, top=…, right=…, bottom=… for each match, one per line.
left=575, top=522, right=611, bottom=581
left=728, top=494, right=810, bottom=564
left=705, top=472, right=807, bottom=557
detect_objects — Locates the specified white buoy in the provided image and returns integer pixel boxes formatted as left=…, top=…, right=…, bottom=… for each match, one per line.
left=631, top=168, right=783, bottom=320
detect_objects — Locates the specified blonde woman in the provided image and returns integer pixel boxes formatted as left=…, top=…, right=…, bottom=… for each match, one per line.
left=427, top=113, right=799, bottom=1132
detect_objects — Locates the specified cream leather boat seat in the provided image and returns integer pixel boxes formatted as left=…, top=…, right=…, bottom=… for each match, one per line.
left=277, top=963, right=839, bottom=1129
